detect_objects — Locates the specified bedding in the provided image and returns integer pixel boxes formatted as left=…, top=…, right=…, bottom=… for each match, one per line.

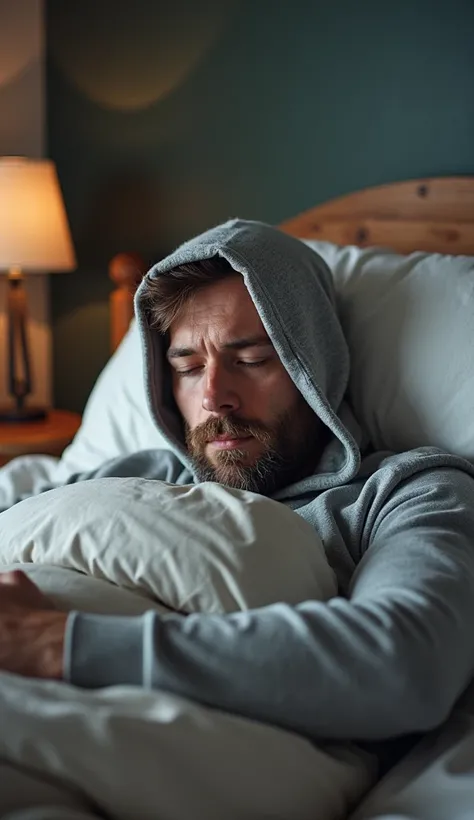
left=0, top=476, right=337, bottom=612
left=1, top=180, right=473, bottom=819
left=0, top=674, right=374, bottom=820
left=0, top=761, right=95, bottom=819
left=0, top=477, right=375, bottom=819
left=0, top=454, right=62, bottom=511
left=54, top=321, right=166, bottom=479
left=304, top=240, right=474, bottom=461
left=350, top=679, right=474, bottom=819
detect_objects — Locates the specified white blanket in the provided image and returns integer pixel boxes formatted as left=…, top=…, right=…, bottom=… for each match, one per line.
left=0, top=472, right=376, bottom=819
left=349, top=680, right=474, bottom=820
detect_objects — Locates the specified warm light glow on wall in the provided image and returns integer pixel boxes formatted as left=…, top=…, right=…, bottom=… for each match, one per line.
left=0, top=0, right=41, bottom=87
left=49, top=0, right=237, bottom=111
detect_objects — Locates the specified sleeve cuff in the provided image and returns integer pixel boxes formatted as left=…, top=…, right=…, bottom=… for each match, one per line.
left=64, top=611, right=148, bottom=688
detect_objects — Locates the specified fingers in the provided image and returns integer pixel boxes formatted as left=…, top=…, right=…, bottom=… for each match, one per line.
left=0, top=570, right=56, bottom=613
left=0, top=569, right=31, bottom=587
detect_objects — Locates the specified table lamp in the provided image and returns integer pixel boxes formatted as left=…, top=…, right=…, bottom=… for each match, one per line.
left=0, top=157, right=76, bottom=422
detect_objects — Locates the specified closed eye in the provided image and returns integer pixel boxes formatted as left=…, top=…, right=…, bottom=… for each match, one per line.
left=173, top=366, right=203, bottom=378
left=173, top=359, right=268, bottom=377
left=238, top=359, right=268, bottom=368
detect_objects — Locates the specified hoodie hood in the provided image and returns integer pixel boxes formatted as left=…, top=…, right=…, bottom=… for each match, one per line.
left=135, top=219, right=362, bottom=496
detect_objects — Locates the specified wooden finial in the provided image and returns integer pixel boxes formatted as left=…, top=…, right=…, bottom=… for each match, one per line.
left=109, top=252, right=146, bottom=289
left=108, top=252, right=147, bottom=351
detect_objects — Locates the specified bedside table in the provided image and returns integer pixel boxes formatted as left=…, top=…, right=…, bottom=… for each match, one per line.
left=0, top=409, right=82, bottom=467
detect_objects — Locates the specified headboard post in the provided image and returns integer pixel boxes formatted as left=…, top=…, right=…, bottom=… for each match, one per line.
left=108, top=252, right=147, bottom=351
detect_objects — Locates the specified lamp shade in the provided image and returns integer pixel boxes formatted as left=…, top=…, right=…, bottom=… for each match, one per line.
left=0, top=157, right=76, bottom=272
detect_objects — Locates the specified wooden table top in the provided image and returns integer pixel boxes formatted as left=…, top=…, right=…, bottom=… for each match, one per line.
left=0, top=409, right=82, bottom=456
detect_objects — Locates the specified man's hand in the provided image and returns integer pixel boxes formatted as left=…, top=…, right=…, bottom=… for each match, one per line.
left=0, top=570, right=67, bottom=679
left=0, top=569, right=56, bottom=612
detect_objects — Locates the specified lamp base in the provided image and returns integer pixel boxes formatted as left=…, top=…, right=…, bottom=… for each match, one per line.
left=0, top=406, right=47, bottom=423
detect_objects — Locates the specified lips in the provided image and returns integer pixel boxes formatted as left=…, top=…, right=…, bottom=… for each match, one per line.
left=211, top=435, right=244, bottom=441
left=208, top=436, right=253, bottom=450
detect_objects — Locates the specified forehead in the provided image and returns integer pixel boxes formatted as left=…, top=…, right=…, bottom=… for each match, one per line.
left=169, top=276, right=266, bottom=343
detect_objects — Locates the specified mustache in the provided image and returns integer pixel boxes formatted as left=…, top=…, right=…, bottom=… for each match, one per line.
left=186, top=416, right=272, bottom=450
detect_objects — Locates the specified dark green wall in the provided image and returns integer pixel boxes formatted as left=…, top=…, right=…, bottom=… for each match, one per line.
left=46, top=0, right=474, bottom=412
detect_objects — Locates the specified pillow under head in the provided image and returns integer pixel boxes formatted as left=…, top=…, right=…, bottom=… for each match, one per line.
left=305, top=240, right=474, bottom=461
left=55, top=323, right=167, bottom=479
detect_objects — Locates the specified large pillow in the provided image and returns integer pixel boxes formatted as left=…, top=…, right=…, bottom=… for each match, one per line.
left=55, top=322, right=166, bottom=479
left=0, top=477, right=336, bottom=614
left=304, top=240, right=474, bottom=461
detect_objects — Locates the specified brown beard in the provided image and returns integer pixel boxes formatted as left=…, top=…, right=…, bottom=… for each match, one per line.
left=185, top=409, right=323, bottom=495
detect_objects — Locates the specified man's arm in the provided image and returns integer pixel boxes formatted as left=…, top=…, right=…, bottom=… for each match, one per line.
left=3, top=467, right=474, bottom=741
left=63, top=467, right=474, bottom=741
left=0, top=448, right=191, bottom=513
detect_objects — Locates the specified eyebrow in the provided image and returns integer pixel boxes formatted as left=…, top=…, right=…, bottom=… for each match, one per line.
left=167, top=335, right=273, bottom=360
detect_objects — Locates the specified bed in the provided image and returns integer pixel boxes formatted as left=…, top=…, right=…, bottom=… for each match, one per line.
left=1, top=176, right=474, bottom=820
left=112, top=176, right=474, bottom=338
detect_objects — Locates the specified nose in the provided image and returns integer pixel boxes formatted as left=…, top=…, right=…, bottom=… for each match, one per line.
left=202, top=364, right=241, bottom=415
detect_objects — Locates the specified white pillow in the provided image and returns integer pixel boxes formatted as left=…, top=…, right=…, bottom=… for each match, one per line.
left=0, top=563, right=171, bottom=616
left=56, top=242, right=474, bottom=470
left=0, top=477, right=336, bottom=614
left=55, top=322, right=167, bottom=479
left=304, top=240, right=474, bottom=461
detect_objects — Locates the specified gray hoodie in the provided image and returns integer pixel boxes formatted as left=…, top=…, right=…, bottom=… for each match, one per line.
left=38, top=221, right=474, bottom=740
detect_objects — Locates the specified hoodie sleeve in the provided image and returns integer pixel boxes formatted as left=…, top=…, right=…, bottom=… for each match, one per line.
left=0, top=449, right=189, bottom=513
left=64, top=467, right=474, bottom=741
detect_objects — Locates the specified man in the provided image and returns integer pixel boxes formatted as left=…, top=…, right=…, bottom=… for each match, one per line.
left=2, top=218, right=474, bottom=745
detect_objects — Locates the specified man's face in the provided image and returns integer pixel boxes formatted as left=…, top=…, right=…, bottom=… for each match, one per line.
left=167, top=276, right=324, bottom=494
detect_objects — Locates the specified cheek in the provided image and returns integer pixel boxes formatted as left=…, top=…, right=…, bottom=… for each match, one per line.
left=265, top=372, right=303, bottom=415
left=172, top=380, right=195, bottom=425
left=173, top=378, right=213, bottom=430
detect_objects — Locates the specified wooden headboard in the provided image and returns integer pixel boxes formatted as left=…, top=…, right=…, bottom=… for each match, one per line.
left=279, top=176, right=474, bottom=255
left=109, top=176, right=474, bottom=352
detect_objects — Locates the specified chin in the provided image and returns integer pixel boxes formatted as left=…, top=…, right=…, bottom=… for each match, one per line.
left=213, top=467, right=255, bottom=492
left=192, top=446, right=282, bottom=495
left=211, top=451, right=260, bottom=470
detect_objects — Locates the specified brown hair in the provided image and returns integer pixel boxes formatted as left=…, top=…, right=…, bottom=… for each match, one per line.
left=142, top=257, right=237, bottom=332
